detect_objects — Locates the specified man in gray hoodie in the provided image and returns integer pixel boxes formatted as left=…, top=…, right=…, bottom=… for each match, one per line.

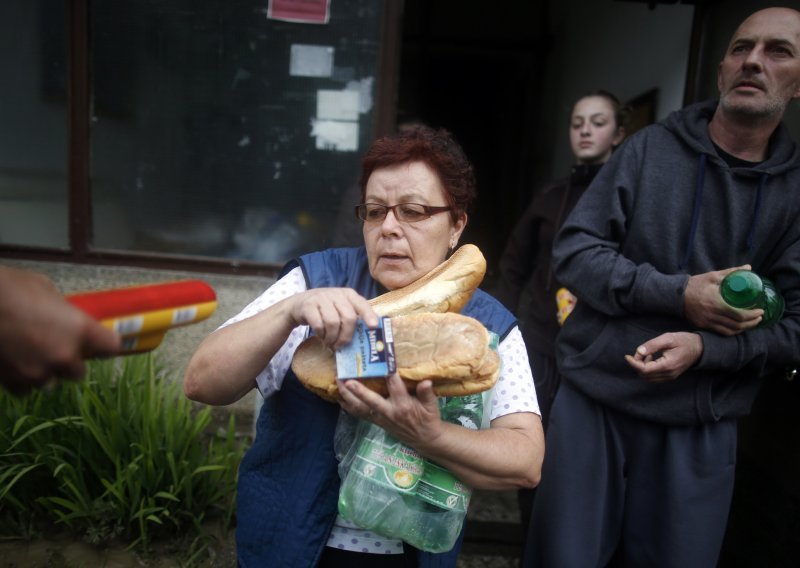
left=525, top=7, right=800, bottom=567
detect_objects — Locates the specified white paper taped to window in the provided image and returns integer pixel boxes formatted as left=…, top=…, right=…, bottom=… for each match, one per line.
left=289, top=44, right=334, bottom=78
left=310, top=119, right=358, bottom=152
left=317, top=90, right=360, bottom=121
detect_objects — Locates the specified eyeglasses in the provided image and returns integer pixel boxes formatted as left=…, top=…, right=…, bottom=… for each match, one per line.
left=355, top=203, right=452, bottom=223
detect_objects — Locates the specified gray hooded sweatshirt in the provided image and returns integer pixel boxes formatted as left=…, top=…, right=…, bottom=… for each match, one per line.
left=552, top=100, right=800, bottom=426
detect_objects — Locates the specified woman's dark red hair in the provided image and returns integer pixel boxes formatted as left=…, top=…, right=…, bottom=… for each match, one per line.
left=359, top=125, right=476, bottom=222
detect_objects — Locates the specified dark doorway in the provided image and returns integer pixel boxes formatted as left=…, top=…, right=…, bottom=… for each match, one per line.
left=397, top=1, right=549, bottom=288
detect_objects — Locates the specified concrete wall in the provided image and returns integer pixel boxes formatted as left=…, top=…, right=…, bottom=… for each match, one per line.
left=3, top=258, right=273, bottom=419
left=541, top=0, right=695, bottom=178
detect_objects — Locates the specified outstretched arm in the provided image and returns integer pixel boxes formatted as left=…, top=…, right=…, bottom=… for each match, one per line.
left=0, top=266, right=121, bottom=395
left=184, top=282, right=378, bottom=406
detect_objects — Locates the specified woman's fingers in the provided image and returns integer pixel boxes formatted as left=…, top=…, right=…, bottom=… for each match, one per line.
left=292, top=288, right=379, bottom=348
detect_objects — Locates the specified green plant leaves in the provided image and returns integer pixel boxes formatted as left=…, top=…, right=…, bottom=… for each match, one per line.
left=0, top=353, right=247, bottom=551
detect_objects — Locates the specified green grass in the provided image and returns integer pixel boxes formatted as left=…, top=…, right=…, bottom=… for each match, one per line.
left=0, top=354, right=246, bottom=554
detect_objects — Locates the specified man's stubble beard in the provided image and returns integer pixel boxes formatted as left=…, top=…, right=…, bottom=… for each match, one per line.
left=719, top=87, right=791, bottom=124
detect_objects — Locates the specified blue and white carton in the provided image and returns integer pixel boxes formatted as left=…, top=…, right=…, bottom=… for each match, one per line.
left=335, top=317, right=397, bottom=379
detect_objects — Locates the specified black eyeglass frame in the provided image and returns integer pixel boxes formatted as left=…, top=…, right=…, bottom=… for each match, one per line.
left=354, top=203, right=453, bottom=223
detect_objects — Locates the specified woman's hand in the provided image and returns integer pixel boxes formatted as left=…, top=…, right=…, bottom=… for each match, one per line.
left=288, top=288, right=379, bottom=349
left=338, top=373, right=445, bottom=446
left=338, top=373, right=543, bottom=490
left=186, top=285, right=377, bottom=405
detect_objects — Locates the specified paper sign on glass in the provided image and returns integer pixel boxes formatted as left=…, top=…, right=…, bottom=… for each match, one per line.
left=289, top=44, right=334, bottom=78
left=317, top=90, right=360, bottom=121
left=311, top=119, right=359, bottom=152
left=267, top=0, right=330, bottom=24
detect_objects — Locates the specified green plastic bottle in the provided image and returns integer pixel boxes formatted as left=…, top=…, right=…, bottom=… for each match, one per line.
left=399, top=393, right=484, bottom=553
left=719, top=269, right=785, bottom=327
left=338, top=423, right=425, bottom=538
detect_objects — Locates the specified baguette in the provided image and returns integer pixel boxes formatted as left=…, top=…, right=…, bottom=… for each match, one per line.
left=368, top=244, right=486, bottom=316
left=292, top=312, right=500, bottom=402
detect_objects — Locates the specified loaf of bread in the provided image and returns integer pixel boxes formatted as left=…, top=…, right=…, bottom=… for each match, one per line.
left=292, top=312, right=500, bottom=401
left=368, top=244, right=486, bottom=317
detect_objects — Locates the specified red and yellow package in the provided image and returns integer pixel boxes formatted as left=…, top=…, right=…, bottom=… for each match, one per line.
left=555, top=287, right=577, bottom=326
left=67, top=280, right=217, bottom=353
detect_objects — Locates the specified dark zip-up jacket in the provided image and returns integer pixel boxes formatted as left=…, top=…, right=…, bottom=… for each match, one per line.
left=495, top=164, right=602, bottom=357
left=552, top=100, right=800, bottom=425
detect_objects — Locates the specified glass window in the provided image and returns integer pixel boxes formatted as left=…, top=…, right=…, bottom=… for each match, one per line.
left=0, top=1, right=68, bottom=249
left=90, top=0, right=380, bottom=265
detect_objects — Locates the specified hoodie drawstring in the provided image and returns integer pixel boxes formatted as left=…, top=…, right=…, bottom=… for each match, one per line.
left=679, top=154, right=707, bottom=270
left=680, top=154, right=767, bottom=269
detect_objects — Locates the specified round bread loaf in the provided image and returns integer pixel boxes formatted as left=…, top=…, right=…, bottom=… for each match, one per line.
left=292, top=312, right=500, bottom=402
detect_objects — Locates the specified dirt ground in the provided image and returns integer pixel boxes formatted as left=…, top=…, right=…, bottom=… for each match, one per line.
left=0, top=520, right=236, bottom=568
left=0, top=490, right=522, bottom=567
left=0, top=534, right=519, bottom=568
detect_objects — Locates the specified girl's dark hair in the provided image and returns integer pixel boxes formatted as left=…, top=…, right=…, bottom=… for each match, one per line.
left=574, top=89, right=628, bottom=130
left=359, top=125, right=476, bottom=222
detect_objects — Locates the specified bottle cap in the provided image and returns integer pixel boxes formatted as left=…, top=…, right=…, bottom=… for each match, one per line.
left=720, top=270, right=763, bottom=309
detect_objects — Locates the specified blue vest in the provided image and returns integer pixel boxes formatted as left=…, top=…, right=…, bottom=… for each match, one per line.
left=236, top=247, right=517, bottom=567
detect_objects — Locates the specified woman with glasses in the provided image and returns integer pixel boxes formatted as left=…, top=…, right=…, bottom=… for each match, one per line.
left=183, top=125, right=544, bottom=567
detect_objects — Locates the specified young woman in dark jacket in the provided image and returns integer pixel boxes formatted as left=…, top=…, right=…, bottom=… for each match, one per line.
left=494, top=90, right=625, bottom=529
left=496, top=90, right=626, bottom=427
